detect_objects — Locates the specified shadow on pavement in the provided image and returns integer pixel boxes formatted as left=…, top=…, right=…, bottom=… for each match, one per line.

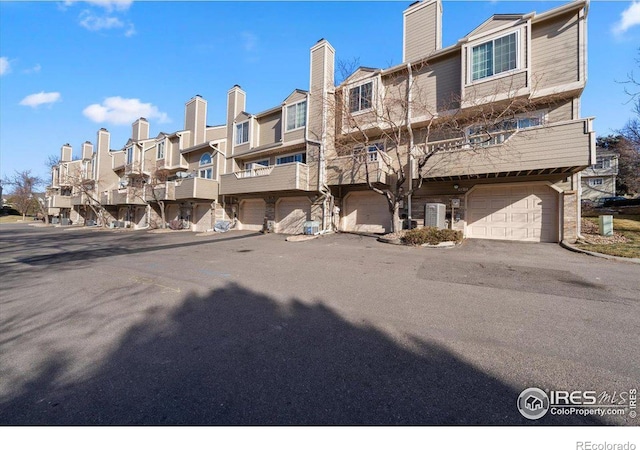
left=0, top=283, right=602, bottom=425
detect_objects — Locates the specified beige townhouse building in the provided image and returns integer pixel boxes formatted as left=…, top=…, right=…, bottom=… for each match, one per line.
left=47, top=0, right=594, bottom=243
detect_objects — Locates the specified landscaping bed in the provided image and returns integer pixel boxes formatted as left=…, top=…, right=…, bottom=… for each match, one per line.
left=575, top=215, right=640, bottom=259
left=379, top=227, right=463, bottom=247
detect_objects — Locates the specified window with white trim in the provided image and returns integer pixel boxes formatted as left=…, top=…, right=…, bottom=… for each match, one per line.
left=349, top=81, right=373, bottom=113
left=592, top=158, right=611, bottom=170
left=588, top=178, right=604, bottom=187
left=245, top=159, right=269, bottom=170
left=199, top=152, right=213, bottom=179
left=354, top=143, right=385, bottom=162
left=235, top=122, right=249, bottom=145
left=466, top=111, right=545, bottom=146
left=471, top=31, right=518, bottom=82
left=286, top=101, right=307, bottom=131
left=126, top=146, right=133, bottom=165
left=276, top=153, right=306, bottom=165
left=157, top=141, right=165, bottom=160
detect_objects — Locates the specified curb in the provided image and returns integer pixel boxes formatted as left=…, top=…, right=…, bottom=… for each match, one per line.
left=560, top=240, right=640, bottom=265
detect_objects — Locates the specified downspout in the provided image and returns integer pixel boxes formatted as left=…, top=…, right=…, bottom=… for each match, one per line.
left=406, top=62, right=414, bottom=230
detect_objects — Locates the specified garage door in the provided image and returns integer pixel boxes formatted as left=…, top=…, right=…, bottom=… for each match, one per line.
left=343, top=191, right=390, bottom=233
left=276, top=197, right=310, bottom=234
left=467, top=184, right=558, bottom=242
left=239, top=199, right=265, bottom=231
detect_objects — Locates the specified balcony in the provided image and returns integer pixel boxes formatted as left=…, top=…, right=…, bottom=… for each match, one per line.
left=174, top=177, right=219, bottom=200
left=326, top=154, right=389, bottom=186
left=70, top=192, right=91, bottom=206
left=103, top=187, right=146, bottom=205
left=49, top=194, right=71, bottom=208
left=219, top=162, right=309, bottom=195
left=145, top=181, right=177, bottom=202
left=415, top=119, right=594, bottom=180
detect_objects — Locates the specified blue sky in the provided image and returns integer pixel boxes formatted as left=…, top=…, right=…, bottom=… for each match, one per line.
left=1, top=0, right=639, bottom=184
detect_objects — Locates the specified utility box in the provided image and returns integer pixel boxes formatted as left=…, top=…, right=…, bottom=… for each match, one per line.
left=599, top=215, right=613, bottom=236
left=425, top=203, right=446, bottom=229
left=303, top=221, right=320, bottom=235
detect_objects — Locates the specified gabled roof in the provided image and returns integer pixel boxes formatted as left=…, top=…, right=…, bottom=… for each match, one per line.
left=343, top=67, right=381, bottom=85
left=463, top=14, right=525, bottom=40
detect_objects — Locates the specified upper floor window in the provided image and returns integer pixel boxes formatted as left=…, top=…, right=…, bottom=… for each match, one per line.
left=354, top=143, right=385, bottom=162
left=592, top=158, right=611, bottom=170
left=157, top=141, right=165, bottom=160
left=349, top=81, right=373, bottom=113
left=276, top=153, right=306, bottom=165
left=471, top=32, right=518, bottom=82
left=588, top=178, right=603, bottom=187
left=199, top=152, right=213, bottom=179
left=286, top=101, right=307, bottom=131
left=91, top=155, right=97, bottom=180
left=126, top=147, right=133, bottom=165
left=235, top=121, right=249, bottom=145
left=246, top=159, right=269, bottom=170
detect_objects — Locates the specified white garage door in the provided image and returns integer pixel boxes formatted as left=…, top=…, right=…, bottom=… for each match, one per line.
left=276, top=197, right=310, bottom=234
left=343, top=191, right=390, bottom=234
left=239, top=199, right=265, bottom=231
left=467, top=184, right=558, bottom=242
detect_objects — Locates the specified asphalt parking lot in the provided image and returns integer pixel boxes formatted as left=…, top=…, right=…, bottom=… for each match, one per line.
left=1, top=223, right=638, bottom=425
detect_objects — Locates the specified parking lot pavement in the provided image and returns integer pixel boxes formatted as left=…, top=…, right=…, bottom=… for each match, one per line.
left=1, top=224, right=638, bottom=425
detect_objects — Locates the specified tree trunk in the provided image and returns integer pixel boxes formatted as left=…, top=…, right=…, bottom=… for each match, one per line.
left=159, top=201, right=166, bottom=229
left=390, top=202, right=402, bottom=233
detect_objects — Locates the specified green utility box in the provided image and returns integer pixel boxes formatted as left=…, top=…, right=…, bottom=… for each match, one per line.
left=599, top=215, right=614, bottom=236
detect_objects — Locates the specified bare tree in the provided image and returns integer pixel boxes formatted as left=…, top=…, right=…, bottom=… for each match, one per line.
left=617, top=48, right=640, bottom=195
left=64, top=165, right=111, bottom=228
left=3, top=170, right=47, bottom=222
left=331, top=61, right=544, bottom=232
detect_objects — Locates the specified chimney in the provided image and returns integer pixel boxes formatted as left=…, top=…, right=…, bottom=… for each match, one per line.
left=403, top=0, right=442, bottom=63
left=132, top=117, right=149, bottom=141
left=82, top=141, right=93, bottom=160
left=308, top=39, right=335, bottom=141
left=60, top=144, right=72, bottom=162
left=184, top=95, right=207, bottom=147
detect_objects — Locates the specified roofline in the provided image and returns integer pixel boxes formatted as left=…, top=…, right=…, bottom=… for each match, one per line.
left=531, top=0, right=587, bottom=24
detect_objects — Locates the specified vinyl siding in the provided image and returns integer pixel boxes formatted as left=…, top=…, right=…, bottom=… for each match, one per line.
left=531, top=12, right=580, bottom=91
left=219, top=162, right=309, bottom=195
left=547, top=98, right=575, bottom=123
left=469, top=17, right=520, bottom=37
left=258, top=111, right=282, bottom=147
left=404, top=1, right=439, bottom=62
left=468, top=70, right=528, bottom=100
left=412, top=54, right=461, bottom=113
left=420, top=119, right=591, bottom=178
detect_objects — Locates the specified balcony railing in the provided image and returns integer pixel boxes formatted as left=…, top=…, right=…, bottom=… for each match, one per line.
left=49, top=195, right=71, bottom=208
left=220, top=162, right=309, bottom=195
left=145, top=181, right=177, bottom=202
left=415, top=119, right=594, bottom=179
left=105, top=187, right=146, bottom=205
left=326, top=155, right=389, bottom=186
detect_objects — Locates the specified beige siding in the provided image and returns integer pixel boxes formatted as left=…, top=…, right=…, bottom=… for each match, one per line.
left=258, top=111, right=282, bottom=146
left=326, top=156, right=388, bottom=186
left=205, top=126, right=226, bottom=142
left=412, top=54, right=461, bottom=113
left=531, top=12, right=580, bottom=91
left=547, top=98, right=574, bottom=123
left=174, top=177, right=218, bottom=200
left=421, top=120, right=591, bottom=178
left=283, top=127, right=305, bottom=143
left=308, top=46, right=326, bottom=141
left=184, top=106, right=196, bottom=148
left=467, top=70, right=528, bottom=101
left=285, top=91, right=306, bottom=104
left=404, top=0, right=440, bottom=62
left=469, top=17, right=520, bottom=37
left=220, top=163, right=309, bottom=195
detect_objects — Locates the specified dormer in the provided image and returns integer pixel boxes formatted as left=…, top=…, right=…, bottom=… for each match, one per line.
left=282, top=89, right=308, bottom=143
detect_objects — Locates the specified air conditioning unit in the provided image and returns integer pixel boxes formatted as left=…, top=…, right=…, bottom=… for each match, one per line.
left=424, top=203, right=446, bottom=229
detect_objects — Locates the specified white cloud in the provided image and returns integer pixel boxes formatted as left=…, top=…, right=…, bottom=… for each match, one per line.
left=19, top=92, right=62, bottom=108
left=23, top=64, right=42, bottom=74
left=241, top=32, right=258, bottom=52
left=79, top=10, right=124, bottom=31
left=124, top=23, right=136, bottom=37
left=83, top=97, right=170, bottom=125
left=64, top=0, right=133, bottom=12
left=0, top=57, right=10, bottom=76
left=613, top=1, right=640, bottom=35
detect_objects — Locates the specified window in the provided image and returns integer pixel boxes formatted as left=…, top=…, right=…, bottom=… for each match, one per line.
left=246, top=159, right=269, bottom=170
left=471, top=32, right=517, bottom=81
left=349, top=81, right=373, bottom=113
left=467, top=112, right=544, bottom=146
left=355, top=143, right=385, bottom=162
left=91, top=155, right=97, bottom=180
left=126, top=147, right=133, bottom=165
left=592, top=158, right=611, bottom=170
left=588, top=178, right=603, bottom=187
left=276, top=153, right=306, bottom=165
left=157, top=141, right=165, bottom=160
left=235, top=122, right=249, bottom=145
left=286, top=101, right=307, bottom=131
left=199, top=152, right=213, bottom=179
